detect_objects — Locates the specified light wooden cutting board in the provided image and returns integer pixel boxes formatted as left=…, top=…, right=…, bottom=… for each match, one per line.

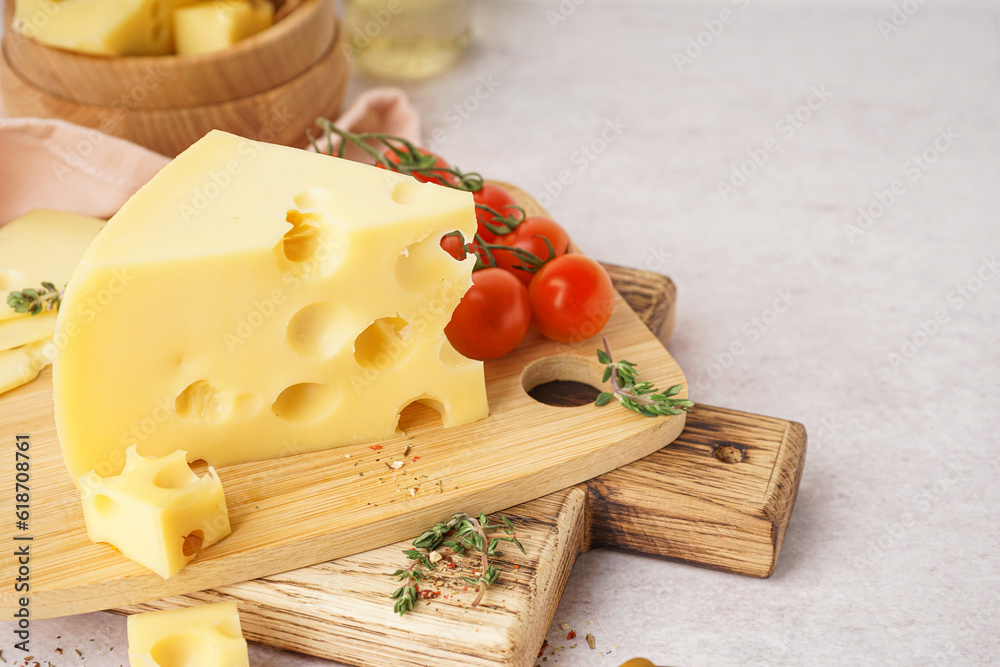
left=121, top=265, right=806, bottom=667
left=0, top=188, right=690, bottom=618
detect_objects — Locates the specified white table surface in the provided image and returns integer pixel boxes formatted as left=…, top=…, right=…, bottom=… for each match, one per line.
left=3, top=1, right=999, bottom=665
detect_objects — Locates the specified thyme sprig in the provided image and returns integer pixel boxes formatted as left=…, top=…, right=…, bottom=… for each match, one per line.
left=390, top=512, right=525, bottom=615
left=595, top=337, right=695, bottom=417
left=7, top=282, right=62, bottom=315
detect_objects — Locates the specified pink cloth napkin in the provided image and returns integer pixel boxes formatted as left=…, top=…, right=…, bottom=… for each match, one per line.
left=306, top=86, right=421, bottom=162
left=0, top=87, right=422, bottom=225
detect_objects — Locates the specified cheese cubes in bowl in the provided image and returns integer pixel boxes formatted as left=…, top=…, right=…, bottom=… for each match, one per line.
left=13, top=0, right=275, bottom=56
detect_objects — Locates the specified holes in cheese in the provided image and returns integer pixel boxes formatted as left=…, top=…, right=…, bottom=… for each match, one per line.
left=54, top=130, right=486, bottom=480
left=150, top=632, right=217, bottom=667
left=181, top=529, right=205, bottom=557
left=271, top=382, right=338, bottom=422
left=390, top=179, right=430, bottom=205
left=395, top=233, right=462, bottom=294
left=396, top=396, right=446, bottom=434
left=354, top=316, right=416, bottom=371
left=216, top=616, right=244, bottom=639
left=152, top=460, right=199, bottom=489
left=286, top=302, right=347, bottom=359
left=175, top=380, right=229, bottom=422
left=79, top=447, right=231, bottom=578
left=293, top=187, right=331, bottom=209
left=130, top=602, right=248, bottom=667
left=282, top=210, right=324, bottom=263
left=278, top=207, right=343, bottom=279
left=93, top=494, right=121, bottom=522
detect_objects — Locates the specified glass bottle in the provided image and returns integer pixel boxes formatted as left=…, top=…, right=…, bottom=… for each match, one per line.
left=342, top=0, right=472, bottom=80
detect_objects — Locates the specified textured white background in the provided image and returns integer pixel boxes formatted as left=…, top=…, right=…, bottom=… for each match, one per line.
left=3, top=0, right=1000, bottom=665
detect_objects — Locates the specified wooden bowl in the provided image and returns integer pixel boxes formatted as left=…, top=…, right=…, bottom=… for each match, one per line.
left=0, top=0, right=348, bottom=156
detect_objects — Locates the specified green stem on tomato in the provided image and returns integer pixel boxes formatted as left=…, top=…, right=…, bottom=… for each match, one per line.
left=450, top=231, right=555, bottom=274
left=475, top=202, right=527, bottom=237
left=312, top=119, right=485, bottom=192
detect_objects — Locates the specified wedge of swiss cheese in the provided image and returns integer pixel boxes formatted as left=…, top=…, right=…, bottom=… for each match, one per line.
left=54, top=130, right=486, bottom=482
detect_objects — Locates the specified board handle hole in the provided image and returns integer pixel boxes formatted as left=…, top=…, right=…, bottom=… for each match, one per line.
left=522, top=355, right=604, bottom=408
left=713, top=444, right=746, bottom=464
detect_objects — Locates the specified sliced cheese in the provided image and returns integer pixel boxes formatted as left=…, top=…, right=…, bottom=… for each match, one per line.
left=0, top=312, right=56, bottom=352
left=127, top=601, right=249, bottom=667
left=55, top=130, right=487, bottom=482
left=174, top=0, right=274, bottom=56
left=79, top=446, right=231, bottom=579
left=0, top=209, right=105, bottom=323
left=13, top=0, right=201, bottom=56
left=0, top=339, right=55, bottom=395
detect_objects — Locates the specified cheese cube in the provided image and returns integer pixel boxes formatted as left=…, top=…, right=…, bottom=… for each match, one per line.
left=174, top=0, right=275, bottom=56
left=79, top=446, right=231, bottom=579
left=13, top=0, right=201, bottom=56
left=0, top=339, right=55, bottom=395
left=55, top=130, right=487, bottom=482
left=127, top=601, right=249, bottom=667
left=0, top=209, right=105, bottom=323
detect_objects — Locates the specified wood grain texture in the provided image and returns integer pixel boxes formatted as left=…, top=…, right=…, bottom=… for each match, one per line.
left=0, top=254, right=688, bottom=616
left=2, top=0, right=335, bottom=107
left=119, top=266, right=806, bottom=667
left=126, top=488, right=589, bottom=667
left=583, top=404, right=805, bottom=577
left=0, top=3, right=348, bottom=156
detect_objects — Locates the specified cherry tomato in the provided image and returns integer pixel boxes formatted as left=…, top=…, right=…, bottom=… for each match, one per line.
left=445, top=268, right=532, bottom=360
left=440, top=234, right=467, bottom=260
left=473, top=184, right=519, bottom=242
left=493, top=217, right=571, bottom=286
left=529, top=255, right=615, bottom=343
left=378, top=148, right=457, bottom=186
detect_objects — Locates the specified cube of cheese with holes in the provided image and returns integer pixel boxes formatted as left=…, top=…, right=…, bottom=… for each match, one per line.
left=54, top=129, right=486, bottom=482
left=174, top=0, right=274, bottom=56
left=127, top=601, right=249, bottom=667
left=13, top=0, right=202, bottom=56
left=79, top=446, right=231, bottom=579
